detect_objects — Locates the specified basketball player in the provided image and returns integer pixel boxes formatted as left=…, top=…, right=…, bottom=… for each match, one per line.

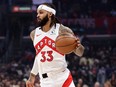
left=26, top=3, right=85, bottom=87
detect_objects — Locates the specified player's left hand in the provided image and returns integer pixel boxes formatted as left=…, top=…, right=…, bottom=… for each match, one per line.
left=76, top=37, right=81, bottom=47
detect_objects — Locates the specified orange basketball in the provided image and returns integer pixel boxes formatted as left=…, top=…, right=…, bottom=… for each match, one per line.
left=55, top=33, right=77, bottom=54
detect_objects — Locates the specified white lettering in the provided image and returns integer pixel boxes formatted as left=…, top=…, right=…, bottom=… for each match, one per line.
left=40, top=42, right=43, bottom=46
left=36, top=37, right=56, bottom=52
left=52, top=43, right=55, bottom=48
left=38, top=45, right=41, bottom=49
left=44, top=39, right=47, bottom=44
left=48, top=40, right=52, bottom=45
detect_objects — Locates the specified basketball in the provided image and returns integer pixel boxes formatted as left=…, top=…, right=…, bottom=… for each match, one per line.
left=55, top=33, right=77, bottom=54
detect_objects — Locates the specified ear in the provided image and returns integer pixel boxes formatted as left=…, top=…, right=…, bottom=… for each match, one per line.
left=48, top=12, right=53, bottom=19
left=49, top=12, right=53, bottom=17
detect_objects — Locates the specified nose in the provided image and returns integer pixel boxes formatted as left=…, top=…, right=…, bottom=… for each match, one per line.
left=37, top=13, right=39, bottom=18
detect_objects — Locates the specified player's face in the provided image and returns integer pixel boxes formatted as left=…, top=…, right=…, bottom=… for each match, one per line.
left=37, top=9, right=49, bottom=26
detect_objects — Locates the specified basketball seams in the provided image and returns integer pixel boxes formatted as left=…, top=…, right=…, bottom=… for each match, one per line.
left=55, top=36, right=76, bottom=42
left=55, top=37, right=77, bottom=47
left=56, top=42, right=76, bottom=47
left=56, top=40, right=76, bottom=47
left=55, top=33, right=77, bottom=54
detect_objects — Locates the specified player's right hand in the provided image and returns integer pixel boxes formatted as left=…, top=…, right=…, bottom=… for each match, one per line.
left=26, top=80, right=34, bottom=87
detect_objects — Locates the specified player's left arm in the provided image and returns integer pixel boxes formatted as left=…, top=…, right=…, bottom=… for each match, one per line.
left=59, top=24, right=85, bottom=57
left=73, top=41, right=85, bottom=57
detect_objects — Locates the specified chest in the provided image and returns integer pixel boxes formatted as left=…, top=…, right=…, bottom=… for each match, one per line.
left=33, top=24, right=60, bottom=52
left=34, top=28, right=59, bottom=45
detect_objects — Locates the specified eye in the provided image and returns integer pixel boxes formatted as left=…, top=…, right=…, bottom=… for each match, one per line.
left=39, top=10, right=44, bottom=14
left=39, top=11, right=43, bottom=14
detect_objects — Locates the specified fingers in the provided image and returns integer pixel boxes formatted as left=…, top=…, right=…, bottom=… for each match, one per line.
left=26, top=83, right=34, bottom=87
left=76, top=38, right=81, bottom=47
left=77, top=41, right=81, bottom=47
left=26, top=80, right=34, bottom=87
left=26, top=84, right=33, bottom=87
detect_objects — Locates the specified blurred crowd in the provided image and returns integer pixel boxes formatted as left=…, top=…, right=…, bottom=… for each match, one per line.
left=0, top=0, right=116, bottom=36
left=55, top=0, right=115, bottom=18
left=55, top=0, right=116, bottom=35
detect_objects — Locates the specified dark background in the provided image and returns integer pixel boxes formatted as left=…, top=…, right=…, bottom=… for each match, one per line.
left=0, top=0, right=116, bottom=87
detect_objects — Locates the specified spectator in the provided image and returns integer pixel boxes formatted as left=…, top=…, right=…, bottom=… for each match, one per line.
left=77, top=78, right=83, bottom=87
left=104, top=80, right=112, bottom=87
left=110, top=72, right=116, bottom=87
left=97, top=65, right=106, bottom=87
left=94, top=82, right=100, bottom=87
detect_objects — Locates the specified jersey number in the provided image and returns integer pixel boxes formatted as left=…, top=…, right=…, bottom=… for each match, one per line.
left=40, top=51, right=53, bottom=62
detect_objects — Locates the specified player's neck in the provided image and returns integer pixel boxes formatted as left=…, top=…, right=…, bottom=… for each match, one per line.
left=42, top=20, right=53, bottom=32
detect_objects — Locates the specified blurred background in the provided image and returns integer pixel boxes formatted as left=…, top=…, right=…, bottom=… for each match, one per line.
left=0, top=0, right=116, bottom=87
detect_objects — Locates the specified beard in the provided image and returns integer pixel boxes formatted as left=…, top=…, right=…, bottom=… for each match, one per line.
left=37, top=14, right=49, bottom=27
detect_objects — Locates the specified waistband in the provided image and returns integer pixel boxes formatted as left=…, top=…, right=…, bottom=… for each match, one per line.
left=41, top=68, right=66, bottom=79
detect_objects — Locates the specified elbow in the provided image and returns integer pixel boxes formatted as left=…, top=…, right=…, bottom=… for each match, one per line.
left=78, top=48, right=85, bottom=57
left=74, top=44, right=85, bottom=57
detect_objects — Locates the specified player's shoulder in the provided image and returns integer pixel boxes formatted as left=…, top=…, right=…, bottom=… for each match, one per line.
left=30, top=29, right=35, bottom=36
left=59, top=24, right=73, bottom=34
left=30, top=27, right=40, bottom=37
left=30, top=27, right=42, bottom=41
left=30, top=29, right=35, bottom=41
left=59, top=24, right=70, bottom=30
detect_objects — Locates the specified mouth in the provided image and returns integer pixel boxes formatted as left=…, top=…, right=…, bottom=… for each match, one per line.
left=37, top=18, right=41, bottom=22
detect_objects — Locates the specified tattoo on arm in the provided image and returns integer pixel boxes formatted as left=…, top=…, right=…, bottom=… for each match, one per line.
left=59, top=24, right=74, bottom=35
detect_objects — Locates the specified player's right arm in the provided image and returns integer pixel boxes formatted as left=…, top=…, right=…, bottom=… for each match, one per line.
left=26, top=56, right=39, bottom=87
left=26, top=29, right=38, bottom=87
left=30, top=30, right=35, bottom=41
left=26, top=73, right=36, bottom=87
